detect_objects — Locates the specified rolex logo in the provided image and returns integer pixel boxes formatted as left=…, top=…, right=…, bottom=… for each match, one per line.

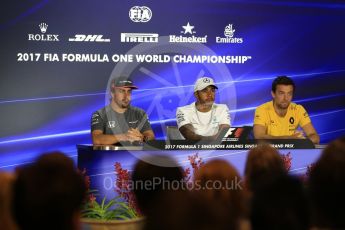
left=39, top=23, right=48, bottom=33
left=28, top=22, right=59, bottom=41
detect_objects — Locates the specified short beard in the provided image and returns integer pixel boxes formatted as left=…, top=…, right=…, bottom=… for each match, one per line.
left=276, top=103, right=289, bottom=110
left=203, top=101, right=214, bottom=107
left=197, top=100, right=214, bottom=109
left=120, top=102, right=129, bottom=108
left=114, top=99, right=129, bottom=109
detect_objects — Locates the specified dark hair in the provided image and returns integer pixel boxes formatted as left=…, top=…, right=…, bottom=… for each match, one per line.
left=272, top=76, right=295, bottom=93
left=12, top=152, right=86, bottom=230
left=194, top=159, right=246, bottom=230
left=131, top=155, right=184, bottom=215
left=110, top=76, right=135, bottom=93
left=145, top=190, right=234, bottom=230
left=251, top=175, right=310, bottom=230
left=309, top=137, right=345, bottom=228
left=245, top=144, right=286, bottom=193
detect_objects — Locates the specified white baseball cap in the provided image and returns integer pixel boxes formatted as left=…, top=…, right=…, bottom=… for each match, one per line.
left=194, top=77, right=218, bottom=92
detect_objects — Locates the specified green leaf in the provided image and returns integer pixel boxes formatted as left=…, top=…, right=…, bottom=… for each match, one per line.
left=116, top=215, right=131, bottom=220
left=82, top=189, right=139, bottom=220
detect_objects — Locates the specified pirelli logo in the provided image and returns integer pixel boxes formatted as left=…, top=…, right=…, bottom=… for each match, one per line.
left=121, top=33, right=159, bottom=43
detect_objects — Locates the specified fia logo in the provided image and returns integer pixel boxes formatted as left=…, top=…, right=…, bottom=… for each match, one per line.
left=129, top=6, right=152, bottom=22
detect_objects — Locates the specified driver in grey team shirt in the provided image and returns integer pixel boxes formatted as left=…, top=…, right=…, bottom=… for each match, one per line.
left=91, top=77, right=155, bottom=145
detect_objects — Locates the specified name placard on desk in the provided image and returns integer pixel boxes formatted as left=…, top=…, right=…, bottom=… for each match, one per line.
left=143, top=139, right=315, bottom=151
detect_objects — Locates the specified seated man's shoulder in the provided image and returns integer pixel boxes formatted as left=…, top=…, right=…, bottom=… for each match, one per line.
left=256, top=101, right=273, bottom=111
left=290, top=103, right=309, bottom=118
left=213, top=103, right=229, bottom=111
left=91, top=107, right=108, bottom=132
left=177, top=103, right=194, bottom=112
left=128, top=105, right=148, bottom=116
left=289, top=102, right=302, bottom=110
left=92, top=106, right=107, bottom=118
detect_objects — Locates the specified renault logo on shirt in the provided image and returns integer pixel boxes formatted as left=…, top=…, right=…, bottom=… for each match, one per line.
left=289, top=117, right=295, bottom=124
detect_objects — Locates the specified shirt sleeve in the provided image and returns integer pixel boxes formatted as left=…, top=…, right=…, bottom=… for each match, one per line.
left=218, top=105, right=231, bottom=126
left=297, top=105, right=311, bottom=127
left=138, top=112, right=153, bottom=133
left=253, top=106, right=267, bottom=126
left=91, top=111, right=104, bottom=132
left=176, top=107, right=190, bottom=129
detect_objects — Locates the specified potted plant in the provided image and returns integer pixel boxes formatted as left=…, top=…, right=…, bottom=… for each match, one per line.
left=79, top=165, right=144, bottom=230
left=81, top=195, right=144, bottom=230
left=79, top=153, right=204, bottom=230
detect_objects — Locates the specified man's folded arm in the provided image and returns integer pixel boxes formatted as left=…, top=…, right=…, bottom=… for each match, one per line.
left=179, top=124, right=203, bottom=141
left=253, top=124, right=300, bottom=140
left=179, top=124, right=230, bottom=141
left=91, top=130, right=127, bottom=145
left=302, top=123, right=320, bottom=144
left=142, top=130, right=155, bottom=141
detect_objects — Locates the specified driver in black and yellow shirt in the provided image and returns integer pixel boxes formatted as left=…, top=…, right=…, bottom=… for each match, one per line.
left=254, top=76, right=320, bottom=144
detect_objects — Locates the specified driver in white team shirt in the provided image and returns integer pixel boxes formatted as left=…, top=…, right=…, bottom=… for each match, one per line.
left=176, top=77, right=231, bottom=141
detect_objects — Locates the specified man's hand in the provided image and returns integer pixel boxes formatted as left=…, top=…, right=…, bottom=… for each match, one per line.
left=126, top=128, right=144, bottom=142
left=179, top=124, right=229, bottom=141
left=254, top=124, right=308, bottom=140
left=292, top=130, right=306, bottom=139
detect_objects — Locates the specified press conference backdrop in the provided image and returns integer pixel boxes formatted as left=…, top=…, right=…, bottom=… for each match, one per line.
left=1, top=0, right=345, bottom=170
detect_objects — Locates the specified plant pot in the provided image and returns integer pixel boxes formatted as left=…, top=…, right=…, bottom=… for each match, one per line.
left=81, top=217, right=145, bottom=230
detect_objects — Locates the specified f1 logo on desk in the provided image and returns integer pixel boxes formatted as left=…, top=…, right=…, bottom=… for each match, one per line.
left=225, top=127, right=244, bottom=138
left=222, top=127, right=251, bottom=142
